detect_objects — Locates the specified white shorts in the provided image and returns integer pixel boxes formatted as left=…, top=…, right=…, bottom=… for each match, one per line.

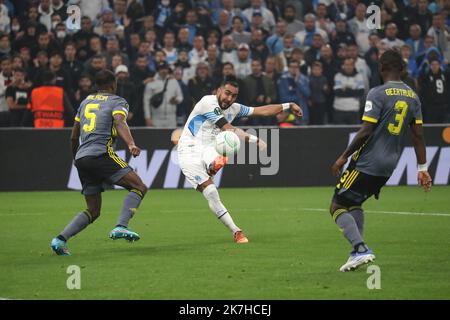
left=177, top=144, right=219, bottom=189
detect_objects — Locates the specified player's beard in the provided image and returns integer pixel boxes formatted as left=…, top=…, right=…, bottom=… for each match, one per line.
left=218, top=97, right=232, bottom=110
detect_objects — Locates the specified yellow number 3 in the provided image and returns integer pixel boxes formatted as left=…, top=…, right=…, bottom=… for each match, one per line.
left=83, top=103, right=100, bottom=132
left=388, top=101, right=408, bottom=135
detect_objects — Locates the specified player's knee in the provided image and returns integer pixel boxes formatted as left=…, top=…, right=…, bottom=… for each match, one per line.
left=88, top=208, right=101, bottom=222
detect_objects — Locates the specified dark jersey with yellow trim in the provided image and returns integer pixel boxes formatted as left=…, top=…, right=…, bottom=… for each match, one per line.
left=355, top=81, right=423, bottom=177
left=74, top=93, right=129, bottom=160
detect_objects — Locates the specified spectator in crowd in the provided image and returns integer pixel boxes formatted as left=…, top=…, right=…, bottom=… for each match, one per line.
left=174, top=49, right=195, bottom=84
left=401, top=44, right=419, bottom=77
left=348, top=3, right=370, bottom=54
left=214, top=9, right=231, bottom=38
left=327, top=0, right=354, bottom=22
left=419, top=58, right=450, bottom=123
left=309, top=61, right=330, bottom=125
left=86, top=54, right=107, bottom=79
left=330, top=16, right=356, bottom=53
left=242, top=59, right=277, bottom=125
left=233, top=42, right=252, bottom=79
left=184, top=9, right=206, bottom=44
left=406, top=24, right=426, bottom=59
left=177, top=27, right=193, bottom=52
left=173, top=66, right=192, bottom=126
left=250, top=28, right=270, bottom=63
left=5, top=67, right=31, bottom=126
left=266, top=20, right=288, bottom=55
left=38, top=0, right=53, bottom=32
left=332, top=58, right=365, bottom=124
left=277, top=33, right=296, bottom=71
left=263, top=55, right=282, bottom=84
left=162, top=30, right=178, bottom=67
left=283, top=3, right=305, bottom=35
left=143, top=61, right=183, bottom=128
left=243, top=0, right=276, bottom=32
left=52, top=0, right=67, bottom=21
left=63, top=43, right=84, bottom=87
left=73, top=73, right=94, bottom=110
left=381, top=23, right=406, bottom=48
left=412, top=0, right=433, bottom=37
left=304, top=33, right=324, bottom=66
left=0, top=56, right=12, bottom=121
left=220, top=34, right=236, bottom=64
left=115, top=64, right=138, bottom=123
left=230, top=15, right=251, bottom=45
left=74, top=0, right=110, bottom=22
left=0, top=33, right=10, bottom=59
left=277, top=59, right=310, bottom=124
left=188, top=62, right=214, bottom=107
left=346, top=43, right=371, bottom=92
left=206, top=44, right=223, bottom=82
left=296, top=14, right=328, bottom=50
left=189, top=35, right=208, bottom=69
left=427, top=12, right=450, bottom=60
left=315, top=3, right=336, bottom=35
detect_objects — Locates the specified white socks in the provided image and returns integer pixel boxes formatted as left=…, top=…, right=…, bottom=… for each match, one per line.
left=202, top=184, right=240, bottom=234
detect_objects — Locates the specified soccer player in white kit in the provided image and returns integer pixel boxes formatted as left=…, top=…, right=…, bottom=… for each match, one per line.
left=177, top=77, right=302, bottom=243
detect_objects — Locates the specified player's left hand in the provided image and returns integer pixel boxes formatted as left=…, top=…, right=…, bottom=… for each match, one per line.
left=129, top=144, right=141, bottom=157
left=289, top=103, right=303, bottom=117
left=418, top=171, right=432, bottom=192
left=331, top=156, right=347, bottom=177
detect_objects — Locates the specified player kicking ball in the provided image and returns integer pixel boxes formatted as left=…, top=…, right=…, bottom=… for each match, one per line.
left=329, top=50, right=432, bottom=271
left=51, top=70, right=147, bottom=255
left=177, top=77, right=302, bottom=243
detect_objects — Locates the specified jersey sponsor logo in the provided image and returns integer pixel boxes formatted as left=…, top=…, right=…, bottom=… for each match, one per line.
left=214, top=107, right=223, bottom=116
left=364, top=101, right=373, bottom=112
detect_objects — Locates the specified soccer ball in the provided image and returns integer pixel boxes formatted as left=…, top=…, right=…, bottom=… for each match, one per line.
left=215, top=131, right=240, bottom=156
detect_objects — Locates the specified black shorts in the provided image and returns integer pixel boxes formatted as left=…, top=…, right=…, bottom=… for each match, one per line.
left=75, top=153, right=132, bottom=195
left=333, top=162, right=389, bottom=208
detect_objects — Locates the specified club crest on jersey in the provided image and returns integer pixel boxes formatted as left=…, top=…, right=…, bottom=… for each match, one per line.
left=214, top=107, right=222, bottom=116
left=364, top=101, right=373, bottom=112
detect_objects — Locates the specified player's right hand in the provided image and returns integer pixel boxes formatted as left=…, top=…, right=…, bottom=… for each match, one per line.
left=331, top=156, right=347, bottom=177
left=129, top=144, right=141, bottom=157
left=418, top=171, right=432, bottom=192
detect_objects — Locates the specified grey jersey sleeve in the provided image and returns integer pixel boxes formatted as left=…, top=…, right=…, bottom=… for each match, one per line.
left=362, top=88, right=384, bottom=123
left=412, top=96, right=423, bottom=125
left=111, top=96, right=129, bottom=118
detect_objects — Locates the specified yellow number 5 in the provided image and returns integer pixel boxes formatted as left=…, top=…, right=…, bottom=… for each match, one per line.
left=388, top=101, right=408, bottom=135
left=83, top=103, right=100, bottom=132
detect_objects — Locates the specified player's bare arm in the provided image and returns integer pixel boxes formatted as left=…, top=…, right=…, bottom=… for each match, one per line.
left=70, top=120, right=80, bottom=160
left=250, top=102, right=303, bottom=118
left=410, top=123, right=432, bottom=192
left=220, top=122, right=267, bottom=151
left=113, top=113, right=140, bottom=157
left=331, top=121, right=376, bottom=177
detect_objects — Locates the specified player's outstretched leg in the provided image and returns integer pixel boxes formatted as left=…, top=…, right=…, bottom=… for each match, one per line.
left=330, top=202, right=374, bottom=272
left=198, top=180, right=248, bottom=243
left=51, top=194, right=101, bottom=255
left=110, top=171, right=148, bottom=242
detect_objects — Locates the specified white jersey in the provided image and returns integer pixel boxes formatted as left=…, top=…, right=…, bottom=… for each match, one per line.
left=178, top=95, right=254, bottom=148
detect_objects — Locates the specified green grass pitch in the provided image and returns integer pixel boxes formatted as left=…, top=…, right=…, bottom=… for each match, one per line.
left=0, top=186, right=449, bottom=300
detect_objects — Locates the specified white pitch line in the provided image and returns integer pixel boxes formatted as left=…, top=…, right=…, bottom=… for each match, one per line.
left=301, top=207, right=450, bottom=217
left=159, top=207, right=450, bottom=217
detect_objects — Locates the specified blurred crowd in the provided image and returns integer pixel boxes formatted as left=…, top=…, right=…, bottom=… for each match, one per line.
left=0, top=0, right=449, bottom=128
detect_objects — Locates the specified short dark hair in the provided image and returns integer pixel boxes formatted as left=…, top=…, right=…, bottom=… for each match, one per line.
left=221, top=75, right=239, bottom=89
left=95, top=70, right=116, bottom=89
left=379, top=49, right=404, bottom=73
